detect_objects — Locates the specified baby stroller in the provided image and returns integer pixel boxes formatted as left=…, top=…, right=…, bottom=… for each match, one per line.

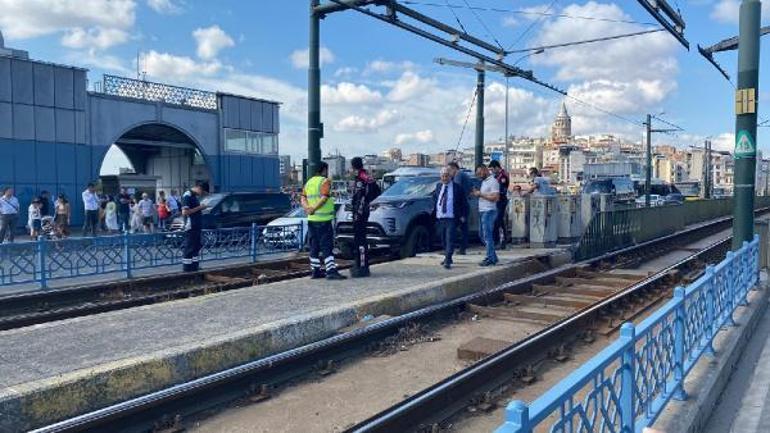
left=40, top=216, right=60, bottom=240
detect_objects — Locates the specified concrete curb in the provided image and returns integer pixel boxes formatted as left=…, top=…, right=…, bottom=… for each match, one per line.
left=0, top=250, right=568, bottom=432
left=652, top=281, right=770, bottom=433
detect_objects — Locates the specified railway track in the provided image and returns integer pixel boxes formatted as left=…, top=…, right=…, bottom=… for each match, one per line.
left=28, top=211, right=749, bottom=433
left=0, top=255, right=391, bottom=331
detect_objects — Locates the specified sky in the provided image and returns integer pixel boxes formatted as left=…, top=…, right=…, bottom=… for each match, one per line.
left=1, top=0, right=769, bottom=169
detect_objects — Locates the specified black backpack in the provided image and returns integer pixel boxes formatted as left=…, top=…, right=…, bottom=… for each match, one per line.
left=365, top=181, right=381, bottom=203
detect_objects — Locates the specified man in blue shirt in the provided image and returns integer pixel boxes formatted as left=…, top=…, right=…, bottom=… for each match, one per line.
left=0, top=187, right=20, bottom=243
left=433, top=168, right=467, bottom=269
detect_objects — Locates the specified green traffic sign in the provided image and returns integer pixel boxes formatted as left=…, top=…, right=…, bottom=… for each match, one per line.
left=734, top=130, right=756, bottom=159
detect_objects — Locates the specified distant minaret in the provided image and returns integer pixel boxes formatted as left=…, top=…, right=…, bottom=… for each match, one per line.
left=551, top=101, right=572, bottom=145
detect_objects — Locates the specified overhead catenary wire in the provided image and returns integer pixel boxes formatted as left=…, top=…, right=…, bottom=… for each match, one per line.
left=444, top=0, right=469, bottom=35
left=507, top=28, right=665, bottom=54
left=400, top=0, right=656, bottom=26
left=508, top=0, right=560, bottom=51
left=461, top=0, right=505, bottom=50
left=455, top=87, right=478, bottom=152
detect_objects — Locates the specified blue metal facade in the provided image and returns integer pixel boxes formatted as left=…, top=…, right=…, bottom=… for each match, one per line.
left=0, top=55, right=280, bottom=227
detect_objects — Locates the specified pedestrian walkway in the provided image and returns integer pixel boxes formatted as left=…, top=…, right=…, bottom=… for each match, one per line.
left=0, top=246, right=568, bottom=433
left=703, top=296, right=770, bottom=433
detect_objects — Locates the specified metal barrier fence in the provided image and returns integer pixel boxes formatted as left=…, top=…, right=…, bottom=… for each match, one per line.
left=574, top=197, right=770, bottom=261
left=0, top=223, right=303, bottom=289
left=495, top=235, right=760, bottom=433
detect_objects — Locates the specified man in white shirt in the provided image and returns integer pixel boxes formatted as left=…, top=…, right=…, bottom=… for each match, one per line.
left=0, top=187, right=20, bottom=243
left=471, top=165, right=500, bottom=266
left=82, top=183, right=100, bottom=237
left=167, top=189, right=180, bottom=217
left=138, top=193, right=155, bottom=233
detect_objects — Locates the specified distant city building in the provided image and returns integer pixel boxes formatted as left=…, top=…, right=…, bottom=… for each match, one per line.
left=322, top=154, right=346, bottom=179
left=279, top=155, right=291, bottom=184
left=551, top=102, right=572, bottom=145
left=404, top=153, right=430, bottom=167
left=431, top=149, right=463, bottom=167
left=381, top=147, right=403, bottom=162
left=507, top=137, right=545, bottom=178
left=583, top=161, right=642, bottom=179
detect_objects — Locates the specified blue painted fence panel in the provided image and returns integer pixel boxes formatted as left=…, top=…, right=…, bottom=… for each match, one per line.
left=496, top=235, right=760, bottom=433
left=0, top=223, right=303, bottom=289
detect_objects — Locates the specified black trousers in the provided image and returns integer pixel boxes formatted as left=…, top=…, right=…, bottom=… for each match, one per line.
left=353, top=219, right=369, bottom=271
left=182, top=229, right=202, bottom=272
left=84, top=210, right=99, bottom=237
left=437, top=218, right=456, bottom=263
left=493, top=199, right=509, bottom=245
left=308, top=221, right=337, bottom=274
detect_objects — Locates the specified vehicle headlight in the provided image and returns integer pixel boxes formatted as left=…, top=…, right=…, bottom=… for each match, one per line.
left=372, top=200, right=412, bottom=210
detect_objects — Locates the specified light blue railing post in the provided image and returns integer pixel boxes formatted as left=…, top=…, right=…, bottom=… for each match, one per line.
left=298, top=223, right=304, bottom=252
left=703, top=272, right=717, bottom=356
left=250, top=222, right=258, bottom=263
left=673, top=287, right=688, bottom=400
left=37, top=236, right=48, bottom=289
left=494, top=401, right=531, bottom=433
left=752, top=234, right=760, bottom=289
left=619, top=322, right=636, bottom=431
left=739, top=241, right=750, bottom=306
left=123, top=231, right=132, bottom=279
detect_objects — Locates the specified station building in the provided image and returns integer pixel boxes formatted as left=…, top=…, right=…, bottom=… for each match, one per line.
left=0, top=31, right=281, bottom=227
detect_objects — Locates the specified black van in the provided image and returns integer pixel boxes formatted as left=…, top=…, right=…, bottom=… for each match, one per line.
left=582, top=177, right=636, bottom=204
left=170, top=192, right=291, bottom=230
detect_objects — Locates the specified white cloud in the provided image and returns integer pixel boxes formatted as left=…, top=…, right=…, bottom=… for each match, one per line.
left=147, top=0, right=183, bottom=14
left=363, top=59, right=416, bottom=75
left=395, top=130, right=435, bottom=145
left=501, top=16, right=518, bottom=28
left=0, top=0, right=135, bottom=39
left=290, top=46, right=334, bottom=69
left=711, top=0, right=770, bottom=24
left=334, top=67, right=358, bottom=78
left=192, top=25, right=234, bottom=60
left=322, top=82, right=382, bottom=105
left=61, top=27, right=129, bottom=50
left=387, top=71, right=435, bottom=102
left=712, top=132, right=736, bottom=152
left=142, top=50, right=222, bottom=78
left=334, top=110, right=398, bottom=133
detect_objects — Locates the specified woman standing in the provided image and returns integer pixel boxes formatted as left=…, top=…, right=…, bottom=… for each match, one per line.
left=55, top=194, right=71, bottom=237
left=105, top=197, right=119, bottom=233
left=156, top=198, right=170, bottom=231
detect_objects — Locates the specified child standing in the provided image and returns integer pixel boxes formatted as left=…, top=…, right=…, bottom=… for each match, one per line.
left=157, top=198, right=170, bottom=231
left=28, top=199, right=42, bottom=239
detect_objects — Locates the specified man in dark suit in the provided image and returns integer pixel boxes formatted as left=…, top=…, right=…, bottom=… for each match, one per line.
left=433, top=167, right=468, bottom=269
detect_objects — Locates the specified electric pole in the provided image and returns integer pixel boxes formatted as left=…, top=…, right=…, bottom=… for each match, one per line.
left=704, top=140, right=712, bottom=199
left=643, top=115, right=680, bottom=206
left=308, top=0, right=322, bottom=175
left=475, top=67, right=485, bottom=167
left=646, top=114, right=652, bottom=207
left=732, top=0, right=762, bottom=249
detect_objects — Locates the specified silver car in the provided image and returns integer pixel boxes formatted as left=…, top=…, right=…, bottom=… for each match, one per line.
left=336, top=174, right=480, bottom=258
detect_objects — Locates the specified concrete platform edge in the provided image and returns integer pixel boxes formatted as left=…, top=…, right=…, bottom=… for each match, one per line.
left=652, top=281, right=770, bottom=433
left=0, top=251, right=568, bottom=432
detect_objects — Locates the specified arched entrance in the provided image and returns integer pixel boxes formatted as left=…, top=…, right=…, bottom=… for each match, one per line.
left=98, top=123, right=212, bottom=198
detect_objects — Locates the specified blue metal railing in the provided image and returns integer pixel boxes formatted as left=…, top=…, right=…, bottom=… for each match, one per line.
left=496, top=235, right=760, bottom=433
left=0, top=223, right=303, bottom=289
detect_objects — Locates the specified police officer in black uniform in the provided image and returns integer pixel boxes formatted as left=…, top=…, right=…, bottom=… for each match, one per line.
left=349, top=157, right=378, bottom=278
left=181, top=181, right=209, bottom=272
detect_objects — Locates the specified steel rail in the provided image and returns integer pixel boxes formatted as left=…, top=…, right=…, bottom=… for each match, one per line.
left=28, top=211, right=763, bottom=433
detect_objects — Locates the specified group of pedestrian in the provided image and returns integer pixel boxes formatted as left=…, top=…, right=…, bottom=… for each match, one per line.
left=83, top=186, right=182, bottom=236
left=432, top=161, right=549, bottom=270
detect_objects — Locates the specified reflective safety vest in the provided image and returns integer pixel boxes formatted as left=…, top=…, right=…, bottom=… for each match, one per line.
left=305, top=175, right=335, bottom=222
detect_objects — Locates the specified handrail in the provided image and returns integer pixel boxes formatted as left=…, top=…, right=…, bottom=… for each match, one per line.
left=496, top=235, right=760, bottom=433
left=0, top=223, right=303, bottom=289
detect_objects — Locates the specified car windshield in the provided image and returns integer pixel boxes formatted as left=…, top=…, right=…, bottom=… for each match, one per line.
left=201, top=193, right=225, bottom=208
left=381, top=176, right=438, bottom=198
left=286, top=207, right=306, bottom=218
left=584, top=181, right=611, bottom=194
